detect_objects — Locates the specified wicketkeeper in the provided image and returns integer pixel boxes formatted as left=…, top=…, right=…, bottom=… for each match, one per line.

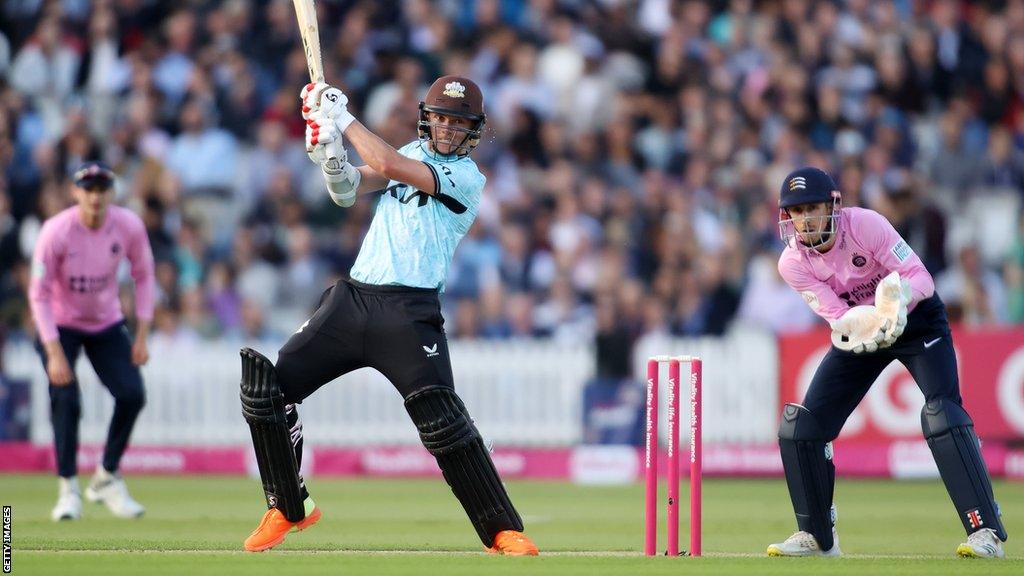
left=769, top=167, right=1008, bottom=558
left=239, top=76, right=538, bottom=555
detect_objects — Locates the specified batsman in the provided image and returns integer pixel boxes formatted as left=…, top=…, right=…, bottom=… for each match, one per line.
left=238, top=74, right=538, bottom=556
left=768, top=167, right=1008, bottom=559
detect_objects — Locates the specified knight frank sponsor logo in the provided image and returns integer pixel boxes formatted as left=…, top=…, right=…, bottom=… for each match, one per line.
left=967, top=509, right=984, bottom=529
left=3, top=505, right=10, bottom=574
left=838, top=273, right=886, bottom=306
left=69, top=273, right=112, bottom=294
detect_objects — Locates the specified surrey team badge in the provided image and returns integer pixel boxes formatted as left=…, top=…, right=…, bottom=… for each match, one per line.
left=443, top=81, right=466, bottom=98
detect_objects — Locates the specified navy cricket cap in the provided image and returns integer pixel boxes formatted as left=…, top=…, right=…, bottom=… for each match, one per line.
left=73, top=161, right=115, bottom=189
left=778, top=167, right=838, bottom=208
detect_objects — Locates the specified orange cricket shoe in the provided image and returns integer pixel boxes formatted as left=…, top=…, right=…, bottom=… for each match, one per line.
left=486, top=530, right=539, bottom=556
left=294, top=506, right=321, bottom=531
left=243, top=505, right=321, bottom=552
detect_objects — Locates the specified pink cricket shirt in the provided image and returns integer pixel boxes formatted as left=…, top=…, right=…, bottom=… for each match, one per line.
left=28, top=205, right=156, bottom=343
left=777, top=207, right=934, bottom=325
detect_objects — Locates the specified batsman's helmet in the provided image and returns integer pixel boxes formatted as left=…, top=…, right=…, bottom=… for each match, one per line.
left=418, top=75, right=486, bottom=158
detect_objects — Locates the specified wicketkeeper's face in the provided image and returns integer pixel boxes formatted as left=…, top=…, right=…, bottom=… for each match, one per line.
left=787, top=202, right=832, bottom=244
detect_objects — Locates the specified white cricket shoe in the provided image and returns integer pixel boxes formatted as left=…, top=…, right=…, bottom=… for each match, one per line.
left=85, top=466, right=145, bottom=519
left=957, top=528, right=1004, bottom=559
left=767, top=528, right=841, bottom=557
left=51, top=477, right=82, bottom=521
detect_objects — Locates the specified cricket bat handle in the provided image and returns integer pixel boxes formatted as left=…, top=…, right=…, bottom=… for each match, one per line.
left=309, top=81, right=345, bottom=165
left=324, top=139, right=344, bottom=169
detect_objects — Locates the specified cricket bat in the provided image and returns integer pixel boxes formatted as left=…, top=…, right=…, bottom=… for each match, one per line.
left=292, top=0, right=343, bottom=165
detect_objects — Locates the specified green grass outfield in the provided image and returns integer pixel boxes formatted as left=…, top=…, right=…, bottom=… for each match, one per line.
left=2, top=474, right=1022, bottom=575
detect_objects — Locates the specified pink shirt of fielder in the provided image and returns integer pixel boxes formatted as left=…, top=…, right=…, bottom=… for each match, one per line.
left=28, top=205, right=156, bottom=343
left=777, top=206, right=935, bottom=326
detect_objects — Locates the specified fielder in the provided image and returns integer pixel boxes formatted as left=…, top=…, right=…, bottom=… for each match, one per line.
left=239, top=76, right=538, bottom=555
left=28, top=162, right=155, bottom=521
left=769, top=167, right=1007, bottom=558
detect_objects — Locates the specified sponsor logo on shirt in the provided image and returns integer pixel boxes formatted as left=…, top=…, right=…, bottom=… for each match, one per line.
left=383, top=183, right=430, bottom=208
left=891, top=239, right=913, bottom=262
left=69, top=274, right=112, bottom=294
left=837, top=272, right=886, bottom=306
left=800, top=290, right=820, bottom=311
left=440, top=164, right=455, bottom=188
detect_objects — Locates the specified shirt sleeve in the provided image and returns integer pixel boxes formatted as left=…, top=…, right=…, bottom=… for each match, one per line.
left=422, top=159, right=483, bottom=227
left=857, top=209, right=935, bottom=307
left=126, top=214, right=156, bottom=322
left=778, top=253, right=851, bottom=325
left=27, top=220, right=61, bottom=343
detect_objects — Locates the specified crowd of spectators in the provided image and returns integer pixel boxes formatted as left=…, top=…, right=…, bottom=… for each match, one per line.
left=3, top=0, right=1024, bottom=378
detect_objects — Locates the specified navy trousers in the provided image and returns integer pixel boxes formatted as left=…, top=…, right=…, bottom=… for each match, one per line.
left=802, top=294, right=958, bottom=440
left=36, top=322, right=146, bottom=478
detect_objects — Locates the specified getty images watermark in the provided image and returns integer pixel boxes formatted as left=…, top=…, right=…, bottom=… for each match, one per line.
left=2, top=505, right=10, bottom=573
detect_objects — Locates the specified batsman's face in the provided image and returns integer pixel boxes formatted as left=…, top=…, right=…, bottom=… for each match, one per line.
left=787, top=202, right=831, bottom=244
left=426, top=112, right=471, bottom=156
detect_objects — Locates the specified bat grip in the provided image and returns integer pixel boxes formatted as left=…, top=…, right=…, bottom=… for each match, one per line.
left=323, top=139, right=345, bottom=170
left=326, top=139, right=343, bottom=160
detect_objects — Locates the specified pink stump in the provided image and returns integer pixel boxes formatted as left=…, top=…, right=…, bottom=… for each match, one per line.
left=690, top=358, right=703, bottom=557
left=644, top=358, right=659, bottom=556
left=667, top=358, right=681, bottom=556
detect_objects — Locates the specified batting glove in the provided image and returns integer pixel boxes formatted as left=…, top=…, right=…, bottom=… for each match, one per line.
left=300, top=82, right=329, bottom=120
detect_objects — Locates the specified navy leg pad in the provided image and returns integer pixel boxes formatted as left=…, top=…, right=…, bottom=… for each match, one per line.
left=922, top=398, right=1007, bottom=541
left=778, top=404, right=836, bottom=551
